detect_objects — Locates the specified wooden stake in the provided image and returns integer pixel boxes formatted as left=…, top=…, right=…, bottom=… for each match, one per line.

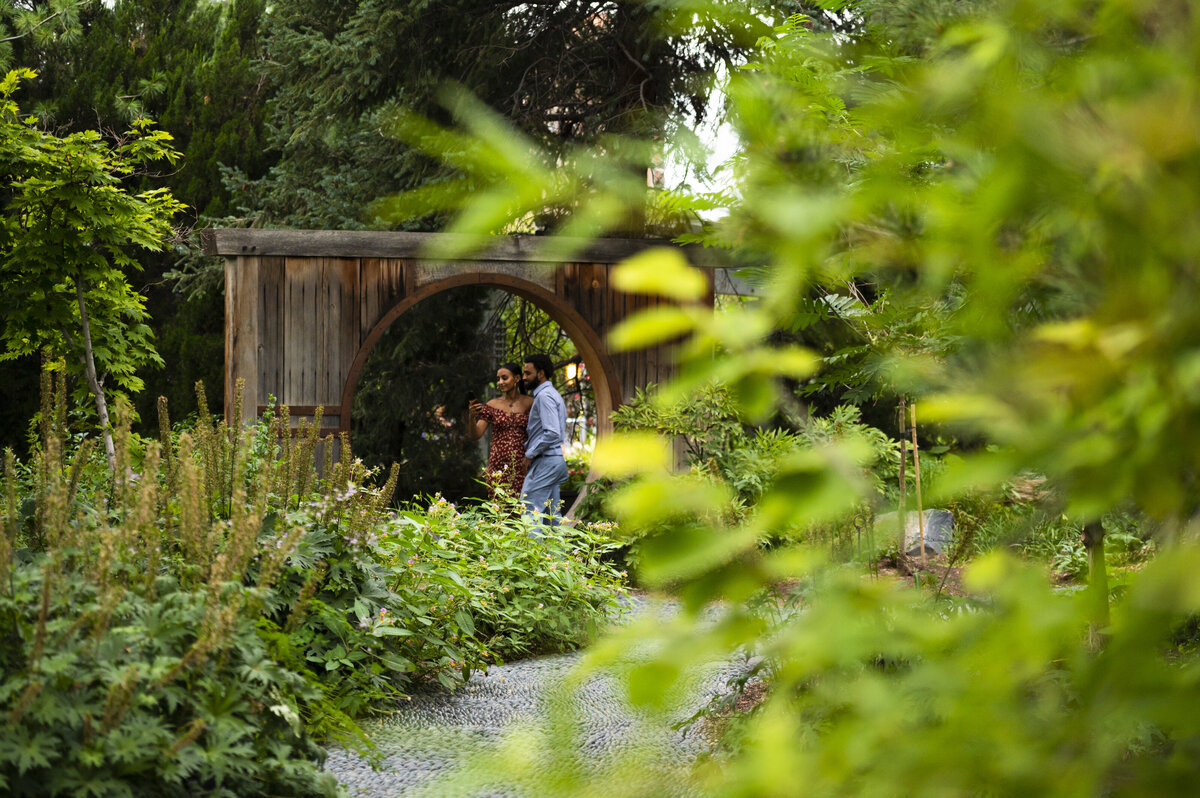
left=898, top=396, right=908, bottom=558
left=911, top=402, right=926, bottom=567
left=1082, top=521, right=1109, bottom=651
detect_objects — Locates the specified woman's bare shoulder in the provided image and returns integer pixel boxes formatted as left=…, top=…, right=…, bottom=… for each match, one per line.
left=485, top=398, right=506, bottom=408
left=516, top=395, right=535, bottom=411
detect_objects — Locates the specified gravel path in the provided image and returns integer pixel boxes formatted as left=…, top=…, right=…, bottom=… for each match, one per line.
left=325, top=599, right=751, bottom=797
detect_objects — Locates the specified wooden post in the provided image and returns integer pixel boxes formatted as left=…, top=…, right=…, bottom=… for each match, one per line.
left=1082, top=521, right=1109, bottom=650
left=910, top=402, right=926, bottom=567
left=226, top=255, right=259, bottom=427
left=898, top=396, right=908, bottom=557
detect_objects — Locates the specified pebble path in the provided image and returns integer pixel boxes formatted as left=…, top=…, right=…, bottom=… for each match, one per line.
left=324, top=598, right=753, bottom=797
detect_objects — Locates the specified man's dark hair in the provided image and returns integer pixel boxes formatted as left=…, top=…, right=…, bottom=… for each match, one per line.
left=525, top=354, right=554, bottom=380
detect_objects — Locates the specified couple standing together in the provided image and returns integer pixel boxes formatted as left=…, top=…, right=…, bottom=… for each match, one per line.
left=468, top=354, right=569, bottom=521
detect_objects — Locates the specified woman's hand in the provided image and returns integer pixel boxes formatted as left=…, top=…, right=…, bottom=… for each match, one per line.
left=466, top=400, right=487, bottom=440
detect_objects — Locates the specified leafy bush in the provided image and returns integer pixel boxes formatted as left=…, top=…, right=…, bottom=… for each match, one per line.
left=684, top=552, right=1200, bottom=798
left=0, top=564, right=339, bottom=798
left=378, top=493, right=629, bottom=660
left=563, top=446, right=592, bottom=495
left=607, top=385, right=902, bottom=563
left=1, top=372, right=633, bottom=795
left=0, top=389, right=343, bottom=797
left=950, top=489, right=1158, bottom=580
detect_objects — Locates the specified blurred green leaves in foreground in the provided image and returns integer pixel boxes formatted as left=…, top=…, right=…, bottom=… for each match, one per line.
left=375, top=0, right=1200, bottom=794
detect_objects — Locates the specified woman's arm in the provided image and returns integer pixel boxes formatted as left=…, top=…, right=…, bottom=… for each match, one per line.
left=466, top=400, right=489, bottom=440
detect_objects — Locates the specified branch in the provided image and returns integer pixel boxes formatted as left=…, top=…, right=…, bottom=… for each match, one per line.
left=0, top=2, right=84, bottom=43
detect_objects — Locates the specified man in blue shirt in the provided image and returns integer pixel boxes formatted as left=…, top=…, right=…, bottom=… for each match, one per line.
left=520, top=354, right=569, bottom=524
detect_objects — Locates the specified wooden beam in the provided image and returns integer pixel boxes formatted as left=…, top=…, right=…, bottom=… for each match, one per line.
left=200, top=228, right=725, bottom=266
left=257, top=405, right=342, bottom=415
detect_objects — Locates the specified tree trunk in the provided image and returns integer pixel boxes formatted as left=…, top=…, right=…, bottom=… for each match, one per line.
left=1082, top=520, right=1109, bottom=650
left=74, top=275, right=117, bottom=472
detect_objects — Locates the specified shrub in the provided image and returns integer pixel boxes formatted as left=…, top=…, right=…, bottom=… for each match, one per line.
left=379, top=493, right=629, bottom=659
left=0, top=387, right=343, bottom=797
left=608, top=385, right=903, bottom=565
left=563, top=446, right=592, bottom=495
left=0, top=563, right=339, bottom=798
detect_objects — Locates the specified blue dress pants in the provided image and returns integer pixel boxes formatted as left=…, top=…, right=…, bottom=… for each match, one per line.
left=521, top=454, right=569, bottom=526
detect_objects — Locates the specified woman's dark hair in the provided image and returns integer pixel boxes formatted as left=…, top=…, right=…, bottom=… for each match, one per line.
left=498, top=362, right=525, bottom=394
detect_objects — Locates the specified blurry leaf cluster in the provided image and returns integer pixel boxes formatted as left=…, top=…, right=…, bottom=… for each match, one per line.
left=370, top=0, right=1200, bottom=794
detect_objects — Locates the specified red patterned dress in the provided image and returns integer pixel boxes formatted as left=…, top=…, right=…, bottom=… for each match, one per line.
left=476, top=403, right=530, bottom=500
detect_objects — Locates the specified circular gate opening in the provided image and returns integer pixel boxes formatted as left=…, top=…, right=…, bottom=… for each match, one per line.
left=345, top=278, right=620, bottom=506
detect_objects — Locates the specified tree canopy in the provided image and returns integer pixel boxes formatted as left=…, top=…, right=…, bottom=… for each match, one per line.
left=227, top=0, right=784, bottom=231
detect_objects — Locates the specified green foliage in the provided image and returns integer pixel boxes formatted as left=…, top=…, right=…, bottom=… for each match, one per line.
left=680, top=552, right=1200, bottom=797
left=0, top=0, right=90, bottom=74
left=0, top=384, right=343, bottom=797
left=564, top=447, right=591, bottom=496
left=613, top=384, right=747, bottom=473
left=0, top=70, right=184, bottom=442
left=1, top=369, right=633, bottom=793
left=0, top=565, right=340, bottom=798
left=20, top=0, right=272, bottom=222
left=603, top=384, right=900, bottom=564
left=380, top=494, right=629, bottom=661
left=233, top=0, right=776, bottom=233
left=8, top=0, right=275, bottom=434
left=949, top=487, right=1159, bottom=580
left=370, top=0, right=1200, bottom=793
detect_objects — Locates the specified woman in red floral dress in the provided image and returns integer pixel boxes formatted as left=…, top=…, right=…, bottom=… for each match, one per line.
left=468, top=363, right=534, bottom=500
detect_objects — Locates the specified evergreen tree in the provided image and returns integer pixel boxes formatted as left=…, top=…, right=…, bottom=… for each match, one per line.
left=229, top=0, right=784, bottom=230
left=0, top=0, right=271, bottom=441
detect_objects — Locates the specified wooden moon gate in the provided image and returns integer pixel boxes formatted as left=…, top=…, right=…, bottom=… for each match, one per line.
left=200, top=229, right=711, bottom=453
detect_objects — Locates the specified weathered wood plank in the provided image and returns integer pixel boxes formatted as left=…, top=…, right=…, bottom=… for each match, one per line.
left=584, top=263, right=605, bottom=331
left=202, top=228, right=695, bottom=264
left=257, top=257, right=285, bottom=408
left=317, top=259, right=333, bottom=405
left=226, top=256, right=258, bottom=425
left=334, top=258, right=360, bottom=410
left=360, top=258, right=407, bottom=337
left=284, top=257, right=319, bottom=406
left=359, top=258, right=381, bottom=342
left=258, top=404, right=342, bottom=415
left=413, top=259, right=555, bottom=293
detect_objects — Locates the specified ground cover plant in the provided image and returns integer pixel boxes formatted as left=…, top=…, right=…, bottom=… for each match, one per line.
left=584, top=383, right=906, bottom=571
